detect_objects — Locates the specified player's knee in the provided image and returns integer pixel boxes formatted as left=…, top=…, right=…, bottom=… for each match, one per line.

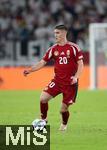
left=60, top=107, right=68, bottom=114
left=40, top=95, right=48, bottom=103
left=40, top=97, right=47, bottom=103
left=40, top=91, right=52, bottom=103
left=60, top=103, right=68, bottom=113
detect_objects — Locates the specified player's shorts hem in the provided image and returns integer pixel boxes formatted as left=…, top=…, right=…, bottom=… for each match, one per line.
left=43, top=90, right=55, bottom=98
left=62, top=101, right=75, bottom=106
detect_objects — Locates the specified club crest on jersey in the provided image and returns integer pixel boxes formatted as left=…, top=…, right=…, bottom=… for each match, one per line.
left=66, top=50, right=70, bottom=58
left=54, top=50, right=59, bottom=56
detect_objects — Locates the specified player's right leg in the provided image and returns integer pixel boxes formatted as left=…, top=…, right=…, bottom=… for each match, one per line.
left=40, top=91, right=53, bottom=120
left=40, top=79, right=60, bottom=121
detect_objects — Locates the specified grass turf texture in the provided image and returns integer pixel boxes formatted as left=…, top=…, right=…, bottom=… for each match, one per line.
left=0, top=90, right=107, bottom=150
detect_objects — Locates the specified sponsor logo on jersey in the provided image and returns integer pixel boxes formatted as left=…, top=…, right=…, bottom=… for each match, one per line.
left=60, top=51, right=65, bottom=55
left=66, top=50, right=70, bottom=58
left=54, top=51, right=59, bottom=56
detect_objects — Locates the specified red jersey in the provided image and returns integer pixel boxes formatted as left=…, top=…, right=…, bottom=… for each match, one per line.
left=43, top=42, right=83, bottom=85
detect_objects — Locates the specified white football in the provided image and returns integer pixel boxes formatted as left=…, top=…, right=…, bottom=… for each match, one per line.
left=32, top=119, right=46, bottom=131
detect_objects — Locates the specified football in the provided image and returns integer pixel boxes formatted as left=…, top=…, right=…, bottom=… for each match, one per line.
left=32, top=119, right=46, bottom=131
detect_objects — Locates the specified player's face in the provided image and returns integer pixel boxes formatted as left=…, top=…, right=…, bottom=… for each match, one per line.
left=54, top=29, right=66, bottom=43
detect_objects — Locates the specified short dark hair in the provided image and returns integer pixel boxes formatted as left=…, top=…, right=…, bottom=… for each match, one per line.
left=54, top=25, right=68, bottom=32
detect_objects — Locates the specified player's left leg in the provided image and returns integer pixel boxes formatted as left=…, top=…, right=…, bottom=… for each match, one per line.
left=59, top=83, right=78, bottom=131
left=59, top=103, right=69, bottom=131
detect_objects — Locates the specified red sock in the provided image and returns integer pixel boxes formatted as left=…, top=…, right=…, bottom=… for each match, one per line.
left=40, top=102, right=48, bottom=120
left=61, top=111, right=70, bottom=125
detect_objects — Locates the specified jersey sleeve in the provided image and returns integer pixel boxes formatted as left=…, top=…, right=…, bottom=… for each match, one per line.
left=43, top=47, right=53, bottom=62
left=72, top=45, right=83, bottom=62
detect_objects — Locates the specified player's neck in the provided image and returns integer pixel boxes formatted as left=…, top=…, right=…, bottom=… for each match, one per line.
left=58, top=39, right=68, bottom=46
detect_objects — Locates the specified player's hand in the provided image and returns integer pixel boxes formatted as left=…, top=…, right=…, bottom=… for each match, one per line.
left=71, top=76, right=77, bottom=85
left=23, top=70, right=30, bottom=76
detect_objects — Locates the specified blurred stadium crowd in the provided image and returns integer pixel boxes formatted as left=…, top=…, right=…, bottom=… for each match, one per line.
left=0, top=0, right=107, bottom=51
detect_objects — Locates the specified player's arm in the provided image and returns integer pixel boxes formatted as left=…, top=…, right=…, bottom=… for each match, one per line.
left=23, top=59, right=47, bottom=76
left=74, top=59, right=84, bottom=78
left=23, top=46, right=53, bottom=76
left=71, top=59, right=84, bottom=84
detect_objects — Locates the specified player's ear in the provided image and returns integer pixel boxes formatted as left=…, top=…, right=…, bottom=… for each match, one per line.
left=63, top=30, right=67, bottom=34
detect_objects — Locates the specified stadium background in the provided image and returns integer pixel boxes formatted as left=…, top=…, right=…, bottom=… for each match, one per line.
left=0, top=0, right=107, bottom=90
left=0, top=0, right=107, bottom=150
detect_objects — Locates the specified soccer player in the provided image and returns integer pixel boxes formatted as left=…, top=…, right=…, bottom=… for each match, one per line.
left=24, top=25, right=84, bottom=131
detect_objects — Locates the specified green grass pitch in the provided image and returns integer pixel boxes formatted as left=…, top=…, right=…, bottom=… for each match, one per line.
left=0, top=90, right=107, bottom=150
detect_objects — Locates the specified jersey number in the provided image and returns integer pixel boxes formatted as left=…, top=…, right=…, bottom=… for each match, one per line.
left=59, top=57, right=67, bottom=64
left=49, top=82, right=55, bottom=88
